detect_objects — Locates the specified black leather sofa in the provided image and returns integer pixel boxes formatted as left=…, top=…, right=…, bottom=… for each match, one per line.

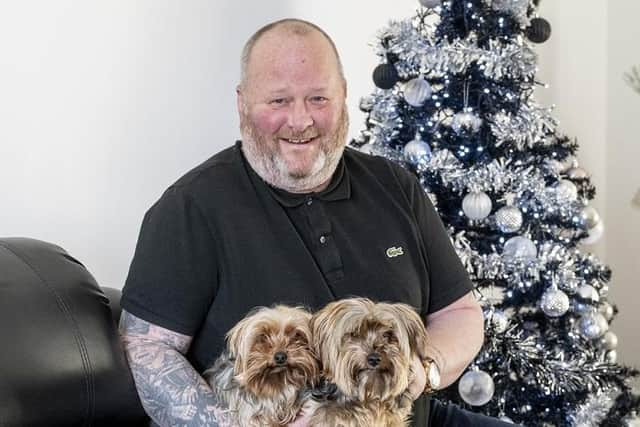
left=0, top=237, right=149, bottom=426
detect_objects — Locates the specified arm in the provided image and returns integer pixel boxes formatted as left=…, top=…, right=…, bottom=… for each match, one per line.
left=424, top=291, right=484, bottom=389
left=119, top=310, right=233, bottom=427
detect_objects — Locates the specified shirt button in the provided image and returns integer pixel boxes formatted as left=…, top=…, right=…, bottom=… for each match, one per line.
left=319, top=235, right=327, bottom=244
left=306, top=197, right=313, bottom=206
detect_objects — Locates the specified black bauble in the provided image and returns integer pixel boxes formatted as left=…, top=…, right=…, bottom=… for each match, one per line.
left=526, top=17, right=552, bottom=43
left=372, top=63, right=399, bottom=89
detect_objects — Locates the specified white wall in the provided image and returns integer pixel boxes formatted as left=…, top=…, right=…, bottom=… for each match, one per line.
left=1, top=1, right=637, bottom=369
left=605, top=1, right=640, bottom=370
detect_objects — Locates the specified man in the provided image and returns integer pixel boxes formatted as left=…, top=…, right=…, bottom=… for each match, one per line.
left=120, top=18, right=513, bottom=426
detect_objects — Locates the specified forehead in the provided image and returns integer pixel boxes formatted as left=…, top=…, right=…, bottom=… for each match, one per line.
left=245, top=29, right=342, bottom=92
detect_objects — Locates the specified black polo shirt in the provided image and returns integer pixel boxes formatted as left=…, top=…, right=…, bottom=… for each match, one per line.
left=121, top=141, right=472, bottom=425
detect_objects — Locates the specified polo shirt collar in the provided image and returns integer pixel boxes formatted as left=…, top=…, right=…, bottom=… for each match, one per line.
left=268, top=157, right=351, bottom=207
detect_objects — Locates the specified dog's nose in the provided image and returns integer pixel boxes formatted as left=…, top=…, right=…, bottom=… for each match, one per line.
left=274, top=351, right=288, bottom=365
left=367, top=352, right=381, bottom=367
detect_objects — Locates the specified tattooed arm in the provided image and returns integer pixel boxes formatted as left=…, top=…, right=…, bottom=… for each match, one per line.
left=119, top=310, right=233, bottom=427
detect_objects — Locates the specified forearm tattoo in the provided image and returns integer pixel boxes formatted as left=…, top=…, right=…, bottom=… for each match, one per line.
left=119, top=310, right=235, bottom=427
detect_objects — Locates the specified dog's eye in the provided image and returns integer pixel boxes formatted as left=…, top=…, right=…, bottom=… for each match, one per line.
left=255, top=333, right=269, bottom=345
left=383, top=331, right=395, bottom=341
left=292, top=332, right=307, bottom=343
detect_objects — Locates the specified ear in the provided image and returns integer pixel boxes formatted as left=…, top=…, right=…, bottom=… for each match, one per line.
left=236, top=84, right=244, bottom=115
left=391, top=304, right=429, bottom=360
left=226, top=314, right=251, bottom=370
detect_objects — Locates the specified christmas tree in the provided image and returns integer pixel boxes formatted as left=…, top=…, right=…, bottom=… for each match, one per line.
left=353, top=0, right=640, bottom=425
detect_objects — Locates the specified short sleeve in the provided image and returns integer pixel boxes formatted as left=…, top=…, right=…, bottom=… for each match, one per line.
left=407, top=176, right=473, bottom=314
left=121, top=186, right=218, bottom=335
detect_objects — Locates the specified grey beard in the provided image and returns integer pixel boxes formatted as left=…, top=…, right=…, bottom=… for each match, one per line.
left=239, top=109, right=349, bottom=193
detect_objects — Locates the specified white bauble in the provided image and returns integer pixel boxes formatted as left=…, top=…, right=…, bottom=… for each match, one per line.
left=495, top=205, right=523, bottom=233
left=458, top=370, right=495, bottom=406
left=403, top=77, right=432, bottom=107
left=582, top=222, right=605, bottom=245
left=403, top=135, right=432, bottom=165
left=462, top=191, right=492, bottom=220
left=555, top=180, right=578, bottom=201
left=540, top=287, right=570, bottom=317
left=578, top=312, right=609, bottom=339
left=503, top=236, right=537, bottom=261
left=580, top=206, right=601, bottom=229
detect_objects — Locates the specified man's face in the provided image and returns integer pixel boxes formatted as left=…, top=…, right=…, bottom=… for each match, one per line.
left=238, top=29, right=348, bottom=193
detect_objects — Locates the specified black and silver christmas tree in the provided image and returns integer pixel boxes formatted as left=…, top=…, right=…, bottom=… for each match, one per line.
left=353, top=0, right=640, bottom=425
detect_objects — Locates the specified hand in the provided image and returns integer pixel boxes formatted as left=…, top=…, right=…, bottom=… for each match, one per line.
left=408, top=354, right=427, bottom=400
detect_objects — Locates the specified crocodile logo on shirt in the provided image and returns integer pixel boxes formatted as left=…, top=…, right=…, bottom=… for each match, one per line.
left=386, top=246, right=404, bottom=258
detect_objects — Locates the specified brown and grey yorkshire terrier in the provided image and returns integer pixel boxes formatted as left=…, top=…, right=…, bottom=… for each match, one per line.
left=307, top=298, right=430, bottom=427
left=203, top=305, right=319, bottom=427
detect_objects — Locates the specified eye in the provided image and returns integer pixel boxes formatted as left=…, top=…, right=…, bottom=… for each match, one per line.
left=255, top=333, right=269, bottom=345
left=309, top=96, right=328, bottom=104
left=292, top=331, right=307, bottom=344
left=383, top=330, right=396, bottom=341
left=269, top=98, right=287, bottom=106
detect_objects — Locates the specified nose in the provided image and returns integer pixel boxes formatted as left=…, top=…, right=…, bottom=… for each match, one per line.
left=274, top=351, right=288, bottom=366
left=287, top=101, right=313, bottom=132
left=367, top=352, right=381, bottom=368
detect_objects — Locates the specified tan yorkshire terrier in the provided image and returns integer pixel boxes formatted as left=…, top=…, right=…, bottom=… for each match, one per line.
left=307, top=298, right=430, bottom=427
left=203, top=305, right=319, bottom=427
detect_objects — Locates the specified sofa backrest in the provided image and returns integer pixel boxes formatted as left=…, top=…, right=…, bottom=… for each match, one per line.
left=0, top=237, right=149, bottom=427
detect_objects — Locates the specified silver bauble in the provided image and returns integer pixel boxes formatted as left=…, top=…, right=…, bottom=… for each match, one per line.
left=540, top=287, right=570, bottom=317
left=491, top=0, right=529, bottom=15
left=601, top=331, right=618, bottom=350
left=555, top=180, right=578, bottom=201
left=577, top=284, right=600, bottom=303
left=403, top=135, right=432, bottom=165
left=462, top=191, right=492, bottom=220
left=598, top=302, right=615, bottom=321
left=578, top=312, right=609, bottom=339
left=606, top=350, right=618, bottom=363
left=580, top=206, right=601, bottom=229
left=503, top=236, right=537, bottom=261
left=451, top=111, right=482, bottom=134
left=495, top=205, right=523, bottom=233
left=567, top=167, right=589, bottom=180
left=419, top=0, right=441, bottom=8
left=458, top=370, right=495, bottom=406
left=582, top=222, right=605, bottom=245
left=403, top=77, right=432, bottom=107
left=488, top=310, right=509, bottom=333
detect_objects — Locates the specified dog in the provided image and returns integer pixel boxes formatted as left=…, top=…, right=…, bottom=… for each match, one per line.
left=307, top=298, right=429, bottom=427
left=203, top=305, right=319, bottom=426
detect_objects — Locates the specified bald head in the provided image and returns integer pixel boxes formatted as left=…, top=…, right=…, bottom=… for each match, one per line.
left=239, top=18, right=345, bottom=89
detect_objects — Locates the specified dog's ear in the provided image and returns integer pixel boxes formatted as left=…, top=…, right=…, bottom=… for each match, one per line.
left=390, top=303, right=429, bottom=360
left=226, top=311, right=255, bottom=370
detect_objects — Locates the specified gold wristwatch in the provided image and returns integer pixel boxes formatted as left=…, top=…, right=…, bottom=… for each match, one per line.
left=423, top=357, right=441, bottom=394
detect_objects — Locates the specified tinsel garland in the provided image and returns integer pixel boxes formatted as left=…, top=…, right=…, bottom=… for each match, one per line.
left=376, top=19, right=538, bottom=82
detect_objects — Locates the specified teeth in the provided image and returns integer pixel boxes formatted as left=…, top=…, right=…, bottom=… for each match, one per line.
left=285, top=138, right=313, bottom=144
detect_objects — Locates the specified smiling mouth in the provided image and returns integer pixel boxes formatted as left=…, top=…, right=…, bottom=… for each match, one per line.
left=280, top=136, right=317, bottom=144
